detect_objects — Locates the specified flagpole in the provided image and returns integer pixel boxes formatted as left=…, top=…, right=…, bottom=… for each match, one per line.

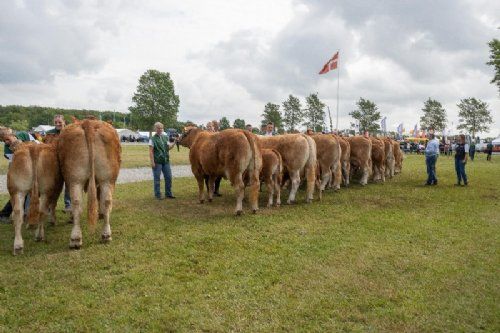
left=336, top=49, right=340, bottom=132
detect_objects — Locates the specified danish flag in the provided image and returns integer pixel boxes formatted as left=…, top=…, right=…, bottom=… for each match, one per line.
left=319, top=51, right=339, bottom=75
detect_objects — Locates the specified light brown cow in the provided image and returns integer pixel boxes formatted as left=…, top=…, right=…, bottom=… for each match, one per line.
left=346, top=136, right=372, bottom=186
left=383, top=137, right=395, bottom=179
left=8, top=141, right=63, bottom=255
left=258, top=134, right=316, bottom=204
left=310, top=134, right=341, bottom=197
left=260, top=149, right=283, bottom=207
left=333, top=134, right=350, bottom=187
left=393, top=140, right=403, bottom=174
left=370, top=137, right=386, bottom=182
left=180, top=128, right=262, bottom=215
left=58, top=119, right=121, bottom=249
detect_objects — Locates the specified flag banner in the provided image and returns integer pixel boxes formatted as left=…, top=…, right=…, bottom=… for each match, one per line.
left=413, top=124, right=418, bottom=137
left=381, top=117, right=387, bottom=133
left=319, top=51, right=339, bottom=75
left=397, top=123, right=403, bottom=135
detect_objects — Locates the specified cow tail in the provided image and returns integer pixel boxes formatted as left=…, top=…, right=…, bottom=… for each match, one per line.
left=83, top=121, right=98, bottom=228
left=27, top=146, right=40, bottom=225
left=241, top=130, right=259, bottom=173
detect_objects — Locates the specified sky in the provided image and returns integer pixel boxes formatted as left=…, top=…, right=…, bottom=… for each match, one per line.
left=0, top=0, right=499, bottom=136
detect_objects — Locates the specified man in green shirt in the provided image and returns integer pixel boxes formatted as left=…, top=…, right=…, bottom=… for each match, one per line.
left=149, top=122, right=176, bottom=200
left=0, top=127, right=35, bottom=223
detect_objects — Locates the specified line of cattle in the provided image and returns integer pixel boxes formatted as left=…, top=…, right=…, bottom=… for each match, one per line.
left=6, top=120, right=403, bottom=255
left=178, top=126, right=403, bottom=214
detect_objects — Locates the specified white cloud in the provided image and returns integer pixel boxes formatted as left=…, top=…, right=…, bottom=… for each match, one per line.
left=0, top=0, right=498, bottom=136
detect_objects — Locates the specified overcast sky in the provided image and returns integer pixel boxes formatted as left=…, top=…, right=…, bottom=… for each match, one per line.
left=1, top=0, right=499, bottom=136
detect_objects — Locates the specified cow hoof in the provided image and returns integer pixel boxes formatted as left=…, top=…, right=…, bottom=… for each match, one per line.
left=306, top=199, right=312, bottom=204
left=69, top=238, right=82, bottom=250
left=101, top=234, right=112, bottom=243
left=199, top=200, right=205, bottom=204
left=252, top=209, right=257, bottom=214
left=288, top=200, right=296, bottom=205
left=235, top=210, right=243, bottom=216
left=99, top=213, right=104, bottom=220
left=13, top=246, right=23, bottom=256
left=208, top=198, right=213, bottom=203
left=26, top=224, right=36, bottom=230
left=35, top=236, right=44, bottom=242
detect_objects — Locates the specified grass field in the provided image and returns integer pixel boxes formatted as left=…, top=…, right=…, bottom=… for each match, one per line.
left=0, top=143, right=190, bottom=174
left=0, top=155, right=498, bottom=332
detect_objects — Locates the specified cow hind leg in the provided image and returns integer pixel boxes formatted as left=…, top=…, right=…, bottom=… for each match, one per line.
left=248, top=171, right=259, bottom=214
left=69, top=183, right=84, bottom=249
left=208, top=175, right=217, bottom=203
left=230, top=172, right=245, bottom=215
left=274, top=174, right=281, bottom=207
left=12, top=192, right=26, bottom=255
left=35, top=195, right=49, bottom=242
left=99, top=183, right=114, bottom=243
left=266, top=177, right=274, bottom=208
left=305, top=165, right=316, bottom=204
left=287, top=170, right=300, bottom=204
left=195, top=175, right=205, bottom=204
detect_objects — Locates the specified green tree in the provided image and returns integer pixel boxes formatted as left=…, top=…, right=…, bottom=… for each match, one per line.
left=261, top=102, right=283, bottom=133
left=420, top=98, right=447, bottom=131
left=219, top=117, right=230, bottom=130
left=128, top=69, right=180, bottom=131
left=349, top=98, right=381, bottom=134
left=487, top=38, right=500, bottom=94
left=282, top=95, right=303, bottom=132
left=303, top=93, right=326, bottom=132
left=9, top=119, right=29, bottom=131
left=457, top=98, right=493, bottom=138
left=233, top=118, right=245, bottom=129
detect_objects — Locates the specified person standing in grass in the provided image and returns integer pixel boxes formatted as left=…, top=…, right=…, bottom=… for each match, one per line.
left=454, top=134, right=469, bottom=186
left=469, top=141, right=476, bottom=161
left=486, top=142, right=493, bottom=161
left=424, top=133, right=440, bottom=186
left=149, top=122, right=176, bottom=200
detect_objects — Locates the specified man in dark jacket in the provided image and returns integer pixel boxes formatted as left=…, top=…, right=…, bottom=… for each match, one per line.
left=454, top=134, right=469, bottom=186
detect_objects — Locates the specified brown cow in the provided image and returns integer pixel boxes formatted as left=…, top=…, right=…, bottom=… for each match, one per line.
left=346, top=136, right=372, bottom=185
left=333, top=134, right=350, bottom=187
left=310, top=134, right=341, bottom=197
left=383, top=137, right=395, bottom=179
left=58, top=119, right=121, bottom=249
left=393, top=140, right=403, bottom=174
left=179, top=127, right=262, bottom=215
left=8, top=141, right=63, bottom=255
left=258, top=134, right=316, bottom=204
left=260, top=149, right=283, bottom=207
left=370, top=137, right=386, bottom=182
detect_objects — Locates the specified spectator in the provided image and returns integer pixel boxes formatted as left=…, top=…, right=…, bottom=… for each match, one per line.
left=469, top=141, right=476, bottom=161
left=264, top=122, right=274, bottom=136
left=486, top=142, right=493, bottom=161
left=46, top=115, right=71, bottom=212
left=306, top=128, right=314, bottom=136
left=245, top=124, right=253, bottom=132
left=149, top=122, right=176, bottom=200
left=0, top=127, right=36, bottom=223
left=424, top=133, right=440, bottom=186
left=363, top=131, right=369, bottom=138
left=454, top=134, right=469, bottom=186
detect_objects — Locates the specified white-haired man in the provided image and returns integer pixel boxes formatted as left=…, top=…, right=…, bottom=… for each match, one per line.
left=149, top=122, right=176, bottom=200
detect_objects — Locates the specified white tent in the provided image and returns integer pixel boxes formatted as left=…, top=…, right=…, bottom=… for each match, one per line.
left=33, top=125, right=54, bottom=133
left=492, top=137, right=500, bottom=145
left=116, top=128, right=140, bottom=139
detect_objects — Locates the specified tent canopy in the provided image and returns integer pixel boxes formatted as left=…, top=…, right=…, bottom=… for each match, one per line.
left=116, top=128, right=140, bottom=138
left=492, top=137, right=500, bottom=144
left=33, top=125, right=55, bottom=132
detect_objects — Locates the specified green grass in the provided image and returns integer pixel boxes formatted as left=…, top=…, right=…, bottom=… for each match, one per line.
left=0, top=155, right=498, bottom=332
left=0, top=143, right=190, bottom=173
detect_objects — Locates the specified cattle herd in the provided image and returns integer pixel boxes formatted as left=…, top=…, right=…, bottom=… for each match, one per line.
left=6, top=120, right=403, bottom=255
left=178, top=126, right=404, bottom=214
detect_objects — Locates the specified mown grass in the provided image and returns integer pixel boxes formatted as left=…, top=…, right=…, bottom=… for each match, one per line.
left=0, top=155, right=498, bottom=332
left=0, top=143, right=190, bottom=173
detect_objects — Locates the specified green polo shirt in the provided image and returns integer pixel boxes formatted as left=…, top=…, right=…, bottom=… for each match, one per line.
left=4, top=131, right=32, bottom=157
left=46, top=128, right=61, bottom=135
left=149, top=134, right=170, bottom=164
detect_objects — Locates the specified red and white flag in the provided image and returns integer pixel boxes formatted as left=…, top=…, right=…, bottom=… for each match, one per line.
left=319, top=51, right=339, bottom=75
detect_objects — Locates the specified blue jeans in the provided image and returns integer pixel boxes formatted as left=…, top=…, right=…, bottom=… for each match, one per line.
left=152, top=163, right=173, bottom=198
left=455, top=159, right=468, bottom=184
left=425, top=155, right=438, bottom=184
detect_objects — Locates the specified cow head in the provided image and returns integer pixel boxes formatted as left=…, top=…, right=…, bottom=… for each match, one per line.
left=179, top=126, right=201, bottom=148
